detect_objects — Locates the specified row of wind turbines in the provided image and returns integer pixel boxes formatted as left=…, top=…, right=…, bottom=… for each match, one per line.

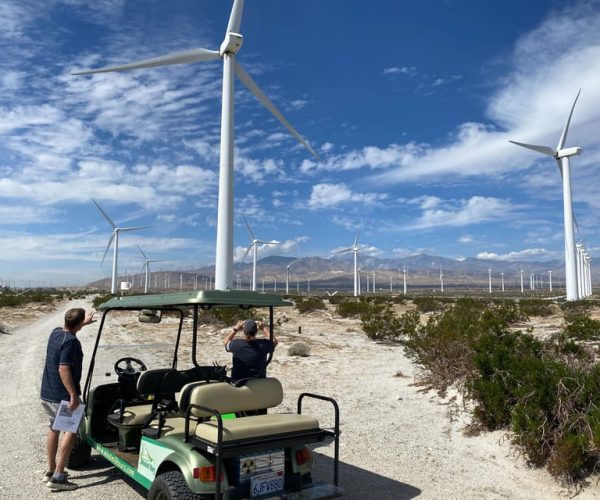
left=76, top=0, right=592, bottom=301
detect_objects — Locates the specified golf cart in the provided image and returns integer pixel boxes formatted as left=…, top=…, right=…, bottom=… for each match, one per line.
left=70, top=290, right=342, bottom=499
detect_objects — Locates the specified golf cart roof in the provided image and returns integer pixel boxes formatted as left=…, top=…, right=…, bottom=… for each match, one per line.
left=97, top=290, right=294, bottom=311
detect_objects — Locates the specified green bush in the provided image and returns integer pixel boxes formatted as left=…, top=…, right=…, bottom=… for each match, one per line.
left=519, top=299, right=555, bottom=318
left=564, top=314, right=600, bottom=341
left=412, top=296, right=447, bottom=313
left=92, top=294, right=113, bottom=309
left=336, top=298, right=372, bottom=318
left=294, top=296, right=326, bottom=314
left=360, top=302, right=401, bottom=341
left=288, top=342, right=311, bottom=357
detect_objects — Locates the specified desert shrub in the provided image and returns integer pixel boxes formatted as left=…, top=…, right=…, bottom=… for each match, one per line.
left=327, top=294, right=347, bottom=305
left=336, top=298, right=372, bottom=318
left=360, top=302, right=401, bottom=341
left=561, top=300, right=593, bottom=320
left=412, top=296, right=447, bottom=313
left=92, top=294, right=113, bottom=309
left=519, top=299, right=555, bottom=318
left=201, top=307, right=257, bottom=326
left=288, top=342, right=311, bottom=357
left=390, top=295, right=406, bottom=304
left=564, top=314, right=600, bottom=341
left=294, top=296, right=326, bottom=314
left=397, top=310, right=420, bottom=337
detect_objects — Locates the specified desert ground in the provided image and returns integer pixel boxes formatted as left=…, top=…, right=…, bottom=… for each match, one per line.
left=1, top=297, right=600, bottom=499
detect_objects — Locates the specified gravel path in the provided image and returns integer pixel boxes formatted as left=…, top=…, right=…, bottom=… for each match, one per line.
left=1, top=299, right=600, bottom=499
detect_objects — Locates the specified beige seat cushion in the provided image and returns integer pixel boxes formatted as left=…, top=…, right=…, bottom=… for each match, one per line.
left=195, top=414, right=319, bottom=443
left=188, top=378, right=283, bottom=418
left=107, top=404, right=154, bottom=427
left=147, top=417, right=188, bottom=437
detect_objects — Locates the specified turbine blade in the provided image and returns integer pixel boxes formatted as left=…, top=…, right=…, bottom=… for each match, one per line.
left=557, top=89, right=581, bottom=150
left=92, top=198, right=116, bottom=228
left=353, top=230, right=359, bottom=248
left=242, top=215, right=256, bottom=240
left=119, top=225, right=152, bottom=232
left=137, top=245, right=148, bottom=260
left=101, top=233, right=115, bottom=265
left=332, top=248, right=352, bottom=254
left=258, top=240, right=279, bottom=245
left=139, top=263, right=147, bottom=276
left=509, top=141, right=555, bottom=157
left=241, top=244, right=253, bottom=263
left=72, top=48, right=220, bottom=75
left=226, top=0, right=245, bottom=33
left=234, top=62, right=321, bottom=160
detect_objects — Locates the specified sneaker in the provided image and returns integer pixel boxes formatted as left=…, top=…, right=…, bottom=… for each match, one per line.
left=43, top=470, right=68, bottom=482
left=47, top=476, right=78, bottom=491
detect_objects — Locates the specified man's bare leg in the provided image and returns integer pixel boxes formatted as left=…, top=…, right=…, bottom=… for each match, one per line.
left=47, top=428, right=60, bottom=472
left=55, top=432, right=76, bottom=473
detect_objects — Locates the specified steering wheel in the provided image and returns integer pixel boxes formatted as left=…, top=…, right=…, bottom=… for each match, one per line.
left=114, top=357, right=147, bottom=379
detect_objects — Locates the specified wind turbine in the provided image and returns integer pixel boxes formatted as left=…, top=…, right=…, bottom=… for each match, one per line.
left=548, top=270, right=553, bottom=292
left=241, top=216, right=278, bottom=291
left=138, top=245, right=165, bottom=294
left=403, top=267, right=407, bottom=295
left=74, top=0, right=319, bottom=292
left=332, top=232, right=360, bottom=297
left=520, top=269, right=524, bottom=293
left=488, top=267, right=492, bottom=294
left=93, top=199, right=150, bottom=294
left=439, top=266, right=444, bottom=293
left=510, top=90, right=582, bottom=301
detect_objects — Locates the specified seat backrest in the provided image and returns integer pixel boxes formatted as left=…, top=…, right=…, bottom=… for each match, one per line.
left=136, top=368, right=172, bottom=396
left=187, top=378, right=283, bottom=417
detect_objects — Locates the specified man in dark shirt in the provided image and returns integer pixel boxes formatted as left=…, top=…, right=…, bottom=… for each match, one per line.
left=40, top=307, right=94, bottom=491
left=223, top=319, right=277, bottom=382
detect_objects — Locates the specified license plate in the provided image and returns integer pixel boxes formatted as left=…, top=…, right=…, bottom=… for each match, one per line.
left=238, top=450, right=284, bottom=482
left=250, top=471, right=284, bottom=498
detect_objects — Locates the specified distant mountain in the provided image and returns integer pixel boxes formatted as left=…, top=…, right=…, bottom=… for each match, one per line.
left=86, top=253, right=567, bottom=292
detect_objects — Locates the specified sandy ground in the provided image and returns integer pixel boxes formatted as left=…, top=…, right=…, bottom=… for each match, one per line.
left=2, top=298, right=600, bottom=499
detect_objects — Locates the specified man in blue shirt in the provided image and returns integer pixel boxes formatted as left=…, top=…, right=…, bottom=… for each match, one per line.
left=223, top=319, right=277, bottom=382
left=40, top=307, right=94, bottom=491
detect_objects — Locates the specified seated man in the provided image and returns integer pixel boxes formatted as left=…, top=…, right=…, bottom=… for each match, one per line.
left=223, top=320, right=278, bottom=382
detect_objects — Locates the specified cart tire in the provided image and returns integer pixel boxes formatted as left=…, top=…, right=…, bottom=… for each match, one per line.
left=66, top=435, right=91, bottom=469
left=147, top=470, right=204, bottom=499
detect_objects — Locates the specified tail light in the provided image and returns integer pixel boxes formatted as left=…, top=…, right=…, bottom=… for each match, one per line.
left=295, top=448, right=311, bottom=466
left=193, top=466, right=224, bottom=482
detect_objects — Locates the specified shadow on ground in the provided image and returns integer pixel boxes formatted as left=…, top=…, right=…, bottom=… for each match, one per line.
left=71, top=454, right=146, bottom=496
left=312, top=450, right=421, bottom=499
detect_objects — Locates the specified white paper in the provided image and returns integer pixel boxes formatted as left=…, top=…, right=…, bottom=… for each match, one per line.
left=51, top=400, right=85, bottom=433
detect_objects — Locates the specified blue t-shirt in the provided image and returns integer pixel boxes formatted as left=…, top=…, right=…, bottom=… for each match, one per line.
left=226, top=338, right=275, bottom=381
left=40, top=327, right=84, bottom=403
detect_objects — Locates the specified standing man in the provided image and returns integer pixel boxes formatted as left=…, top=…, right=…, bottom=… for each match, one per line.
left=40, top=308, right=94, bottom=491
left=223, top=319, right=277, bottom=382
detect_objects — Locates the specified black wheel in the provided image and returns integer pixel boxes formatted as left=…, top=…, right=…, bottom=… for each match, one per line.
left=147, top=471, right=203, bottom=500
left=66, top=435, right=91, bottom=469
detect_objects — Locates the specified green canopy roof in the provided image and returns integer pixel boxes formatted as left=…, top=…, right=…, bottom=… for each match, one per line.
left=97, top=290, right=294, bottom=311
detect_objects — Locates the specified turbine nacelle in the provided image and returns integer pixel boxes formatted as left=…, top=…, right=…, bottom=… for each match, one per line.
left=220, top=32, right=243, bottom=56
left=556, top=146, right=582, bottom=159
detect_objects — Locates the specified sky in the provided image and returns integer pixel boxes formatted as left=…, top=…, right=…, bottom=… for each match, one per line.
left=1, top=0, right=600, bottom=286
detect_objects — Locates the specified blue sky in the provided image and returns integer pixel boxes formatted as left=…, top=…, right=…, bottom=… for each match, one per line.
left=1, top=0, right=600, bottom=286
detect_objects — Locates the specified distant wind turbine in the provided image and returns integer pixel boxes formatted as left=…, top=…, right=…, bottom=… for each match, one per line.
left=332, top=232, right=360, bottom=297
left=138, top=245, right=165, bottom=294
left=510, top=90, right=582, bottom=300
left=74, top=0, right=319, bottom=292
left=241, top=215, right=278, bottom=291
left=93, top=199, right=150, bottom=294
left=488, top=267, right=492, bottom=294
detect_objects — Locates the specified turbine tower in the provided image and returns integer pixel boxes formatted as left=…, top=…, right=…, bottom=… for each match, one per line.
left=241, top=216, right=278, bottom=292
left=520, top=269, right=524, bottom=293
left=75, top=0, right=319, bottom=291
left=488, top=267, right=492, bottom=294
left=510, top=90, right=582, bottom=300
left=93, top=199, right=150, bottom=294
left=439, top=266, right=444, bottom=293
left=403, top=267, right=407, bottom=295
left=548, top=270, right=553, bottom=292
left=138, top=245, right=165, bottom=294
left=333, top=232, right=360, bottom=297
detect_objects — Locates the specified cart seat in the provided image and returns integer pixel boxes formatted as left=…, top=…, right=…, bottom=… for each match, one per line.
left=107, top=404, right=154, bottom=426
left=195, top=414, right=319, bottom=443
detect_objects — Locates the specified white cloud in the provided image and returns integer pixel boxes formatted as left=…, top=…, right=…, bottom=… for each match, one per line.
left=408, top=196, right=517, bottom=230
left=458, top=235, right=473, bottom=244
left=476, top=248, right=561, bottom=262
left=307, top=183, right=386, bottom=209
left=234, top=236, right=309, bottom=262
left=383, top=66, right=417, bottom=77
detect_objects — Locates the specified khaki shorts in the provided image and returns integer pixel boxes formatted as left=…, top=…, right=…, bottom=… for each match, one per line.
left=41, top=399, right=82, bottom=430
